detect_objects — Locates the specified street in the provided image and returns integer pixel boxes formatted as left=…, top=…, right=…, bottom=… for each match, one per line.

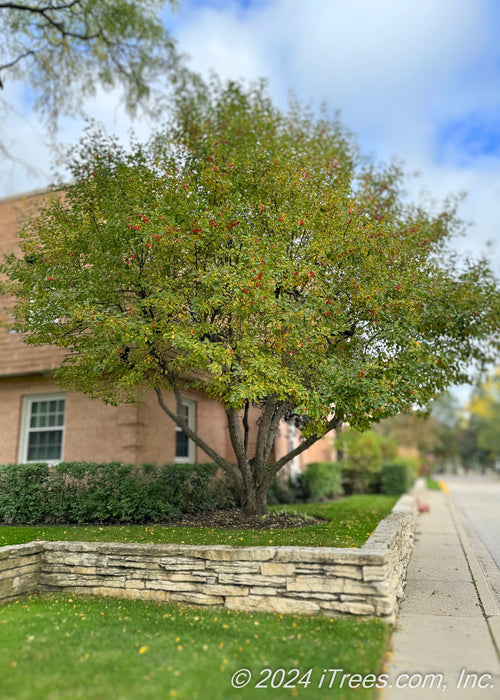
left=445, top=474, right=500, bottom=606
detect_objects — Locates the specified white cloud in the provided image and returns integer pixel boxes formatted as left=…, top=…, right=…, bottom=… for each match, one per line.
left=172, top=0, right=493, bottom=128
left=174, top=8, right=268, bottom=81
left=169, top=0, right=500, bottom=270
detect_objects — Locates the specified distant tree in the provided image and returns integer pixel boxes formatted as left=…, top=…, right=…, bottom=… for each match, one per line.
left=408, top=391, right=461, bottom=471
left=375, top=411, right=439, bottom=461
left=468, top=370, right=500, bottom=462
left=0, top=0, right=183, bottom=159
left=2, top=79, right=499, bottom=515
left=458, top=418, right=491, bottom=472
left=376, top=392, right=478, bottom=473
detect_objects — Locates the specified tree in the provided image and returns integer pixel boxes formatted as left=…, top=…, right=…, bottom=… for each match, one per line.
left=458, top=418, right=490, bottom=473
left=426, top=391, right=463, bottom=471
left=0, top=0, right=183, bottom=158
left=377, top=390, right=496, bottom=473
left=467, top=370, right=500, bottom=462
left=2, top=79, right=499, bottom=515
left=374, top=412, right=438, bottom=463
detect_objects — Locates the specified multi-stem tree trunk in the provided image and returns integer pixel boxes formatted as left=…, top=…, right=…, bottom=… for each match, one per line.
left=155, top=387, right=341, bottom=518
left=239, top=482, right=270, bottom=517
left=230, top=457, right=274, bottom=517
left=225, top=403, right=286, bottom=517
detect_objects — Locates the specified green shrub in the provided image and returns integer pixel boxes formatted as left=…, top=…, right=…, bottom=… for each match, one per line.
left=301, top=462, right=343, bottom=502
left=0, top=463, right=50, bottom=524
left=0, top=462, right=234, bottom=525
left=380, top=458, right=417, bottom=495
left=337, top=430, right=397, bottom=494
left=267, top=476, right=299, bottom=505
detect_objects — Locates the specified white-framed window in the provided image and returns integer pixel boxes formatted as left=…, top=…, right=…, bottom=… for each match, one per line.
left=175, top=399, right=195, bottom=463
left=18, top=394, right=66, bottom=463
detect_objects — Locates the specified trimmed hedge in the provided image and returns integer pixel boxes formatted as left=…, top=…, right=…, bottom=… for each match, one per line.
left=380, top=459, right=417, bottom=496
left=0, top=462, right=235, bottom=525
left=301, top=462, right=343, bottom=502
left=267, top=476, right=299, bottom=505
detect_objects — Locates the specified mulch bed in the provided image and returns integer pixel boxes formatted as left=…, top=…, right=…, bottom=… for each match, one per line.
left=171, top=509, right=326, bottom=530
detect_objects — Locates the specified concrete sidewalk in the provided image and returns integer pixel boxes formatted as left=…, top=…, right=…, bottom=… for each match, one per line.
left=382, top=487, right=500, bottom=699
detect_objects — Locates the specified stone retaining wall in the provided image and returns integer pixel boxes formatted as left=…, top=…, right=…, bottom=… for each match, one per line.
left=0, top=541, right=43, bottom=603
left=0, top=492, right=419, bottom=622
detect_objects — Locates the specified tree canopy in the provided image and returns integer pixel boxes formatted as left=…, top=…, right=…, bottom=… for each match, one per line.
left=0, top=0, right=182, bottom=157
left=2, top=78, right=499, bottom=514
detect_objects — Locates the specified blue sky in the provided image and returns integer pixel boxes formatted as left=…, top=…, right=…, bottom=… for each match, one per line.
left=437, top=114, right=500, bottom=165
left=2, top=0, right=500, bottom=277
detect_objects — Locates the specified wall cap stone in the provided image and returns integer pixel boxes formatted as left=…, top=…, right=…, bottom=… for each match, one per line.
left=0, top=542, right=44, bottom=559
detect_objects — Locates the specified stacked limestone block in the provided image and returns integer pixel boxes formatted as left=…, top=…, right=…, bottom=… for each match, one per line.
left=0, top=542, right=43, bottom=603
left=0, top=491, right=419, bottom=622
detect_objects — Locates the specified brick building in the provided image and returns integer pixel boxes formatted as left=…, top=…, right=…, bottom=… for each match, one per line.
left=0, top=191, right=336, bottom=471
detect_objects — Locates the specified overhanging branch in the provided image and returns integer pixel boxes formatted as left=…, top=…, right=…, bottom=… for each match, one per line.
left=154, top=386, right=234, bottom=476
left=273, top=416, right=342, bottom=474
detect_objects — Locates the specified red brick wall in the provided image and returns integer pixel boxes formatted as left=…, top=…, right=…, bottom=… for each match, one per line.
left=0, top=375, right=239, bottom=466
left=0, top=375, right=142, bottom=465
left=0, top=191, right=66, bottom=377
left=0, top=373, right=336, bottom=470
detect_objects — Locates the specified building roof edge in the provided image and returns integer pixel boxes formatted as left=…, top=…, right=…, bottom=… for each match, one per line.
left=0, top=187, right=60, bottom=205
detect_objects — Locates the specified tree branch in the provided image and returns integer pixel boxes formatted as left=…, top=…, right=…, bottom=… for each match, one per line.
left=0, top=1, right=81, bottom=9
left=226, top=407, right=247, bottom=463
left=264, top=402, right=289, bottom=463
left=242, top=399, right=250, bottom=454
left=0, top=49, right=38, bottom=72
left=253, top=396, right=278, bottom=466
left=154, top=386, right=234, bottom=476
left=273, top=416, right=342, bottom=474
left=0, top=1, right=102, bottom=43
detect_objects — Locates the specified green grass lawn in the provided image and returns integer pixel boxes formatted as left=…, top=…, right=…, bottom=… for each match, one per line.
left=0, top=594, right=392, bottom=700
left=0, top=495, right=397, bottom=549
left=0, top=496, right=398, bottom=698
left=425, top=478, right=441, bottom=490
